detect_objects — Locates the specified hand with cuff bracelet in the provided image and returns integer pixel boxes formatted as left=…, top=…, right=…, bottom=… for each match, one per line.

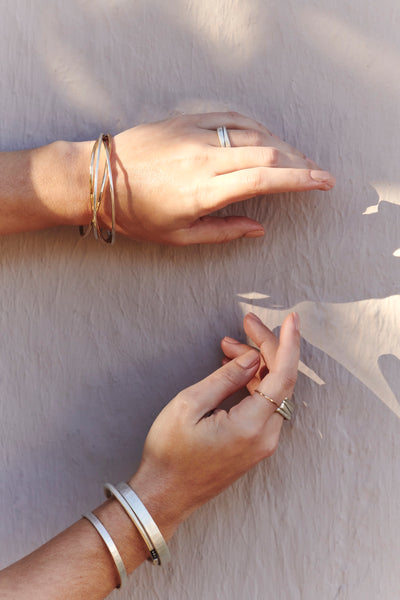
left=0, top=311, right=299, bottom=600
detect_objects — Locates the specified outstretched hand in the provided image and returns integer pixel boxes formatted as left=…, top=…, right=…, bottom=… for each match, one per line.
left=101, top=112, right=335, bottom=245
left=129, top=312, right=300, bottom=537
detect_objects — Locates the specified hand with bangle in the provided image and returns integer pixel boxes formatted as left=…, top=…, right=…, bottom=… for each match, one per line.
left=0, top=312, right=299, bottom=599
left=91, top=111, right=335, bottom=245
left=0, top=111, right=335, bottom=242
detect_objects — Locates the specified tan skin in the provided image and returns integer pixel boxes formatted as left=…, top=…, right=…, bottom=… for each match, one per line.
left=0, top=112, right=334, bottom=241
left=0, top=313, right=300, bottom=599
left=0, top=111, right=333, bottom=598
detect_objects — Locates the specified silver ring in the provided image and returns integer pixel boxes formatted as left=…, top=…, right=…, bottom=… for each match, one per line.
left=254, top=389, right=295, bottom=421
left=217, top=126, right=231, bottom=147
left=275, top=397, right=295, bottom=421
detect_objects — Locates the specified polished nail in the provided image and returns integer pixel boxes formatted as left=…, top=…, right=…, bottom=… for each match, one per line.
left=310, top=170, right=335, bottom=185
left=292, top=312, right=300, bottom=332
left=236, top=350, right=259, bottom=369
left=223, top=336, right=240, bottom=344
left=244, top=229, right=265, bottom=239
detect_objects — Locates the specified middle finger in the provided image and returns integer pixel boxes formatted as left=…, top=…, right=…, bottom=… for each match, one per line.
left=208, top=146, right=316, bottom=174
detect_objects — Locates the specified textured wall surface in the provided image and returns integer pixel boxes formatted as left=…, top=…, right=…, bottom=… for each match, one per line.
left=1, top=1, right=400, bottom=599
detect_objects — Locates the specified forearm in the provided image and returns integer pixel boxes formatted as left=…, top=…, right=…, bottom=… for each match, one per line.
left=0, top=480, right=180, bottom=600
left=0, top=141, right=92, bottom=234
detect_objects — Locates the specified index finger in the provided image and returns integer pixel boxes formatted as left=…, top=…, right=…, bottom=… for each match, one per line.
left=206, top=167, right=336, bottom=212
left=184, top=349, right=260, bottom=420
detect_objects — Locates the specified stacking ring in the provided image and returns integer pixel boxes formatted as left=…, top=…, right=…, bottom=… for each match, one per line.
left=275, top=398, right=295, bottom=421
left=217, top=126, right=231, bottom=147
left=254, top=389, right=295, bottom=421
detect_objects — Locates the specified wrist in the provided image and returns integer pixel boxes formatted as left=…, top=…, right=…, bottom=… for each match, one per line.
left=127, top=470, right=184, bottom=542
left=51, top=139, right=93, bottom=228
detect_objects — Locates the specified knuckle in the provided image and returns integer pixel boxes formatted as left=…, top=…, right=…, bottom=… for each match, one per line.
left=168, top=114, right=185, bottom=130
left=236, top=421, right=262, bottom=443
left=245, top=168, right=264, bottom=194
left=221, top=364, right=243, bottom=387
left=259, top=340, right=272, bottom=358
left=262, top=146, right=280, bottom=166
left=262, top=433, right=280, bottom=458
left=227, top=110, right=242, bottom=121
left=280, top=370, right=298, bottom=391
left=174, top=389, right=192, bottom=410
left=292, top=169, right=306, bottom=187
left=189, top=152, right=208, bottom=170
left=212, top=228, right=235, bottom=244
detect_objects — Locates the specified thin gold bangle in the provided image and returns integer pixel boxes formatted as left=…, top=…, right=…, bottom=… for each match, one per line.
left=79, top=134, right=115, bottom=244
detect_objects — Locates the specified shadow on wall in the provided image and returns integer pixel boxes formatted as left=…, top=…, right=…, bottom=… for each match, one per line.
left=237, top=293, right=400, bottom=415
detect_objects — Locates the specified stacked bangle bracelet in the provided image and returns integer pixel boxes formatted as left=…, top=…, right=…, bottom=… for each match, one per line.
left=79, top=134, right=116, bottom=245
left=105, top=482, right=171, bottom=566
left=82, top=482, right=170, bottom=590
left=83, top=511, right=128, bottom=589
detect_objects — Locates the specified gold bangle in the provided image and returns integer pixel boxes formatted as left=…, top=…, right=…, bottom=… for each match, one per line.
left=79, top=134, right=116, bottom=245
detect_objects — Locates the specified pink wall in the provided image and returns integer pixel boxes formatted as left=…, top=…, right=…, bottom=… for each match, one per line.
left=1, top=1, right=399, bottom=598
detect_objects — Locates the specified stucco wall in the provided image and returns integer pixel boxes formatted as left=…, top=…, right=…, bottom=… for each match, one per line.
left=1, top=1, right=399, bottom=598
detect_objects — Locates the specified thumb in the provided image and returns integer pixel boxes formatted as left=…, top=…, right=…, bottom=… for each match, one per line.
left=187, top=349, right=260, bottom=420
left=178, top=216, right=264, bottom=244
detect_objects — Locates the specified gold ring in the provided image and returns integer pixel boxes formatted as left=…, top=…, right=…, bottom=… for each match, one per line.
left=254, top=389, right=280, bottom=408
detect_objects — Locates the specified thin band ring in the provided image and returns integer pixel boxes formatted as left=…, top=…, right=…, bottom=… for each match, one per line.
left=254, top=389, right=279, bottom=408
left=217, top=126, right=232, bottom=147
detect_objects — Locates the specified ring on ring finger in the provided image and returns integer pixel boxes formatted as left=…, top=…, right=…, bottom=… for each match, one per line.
left=217, top=126, right=232, bottom=147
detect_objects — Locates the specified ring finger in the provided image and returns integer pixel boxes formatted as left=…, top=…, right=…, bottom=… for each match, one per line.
left=199, top=126, right=313, bottom=163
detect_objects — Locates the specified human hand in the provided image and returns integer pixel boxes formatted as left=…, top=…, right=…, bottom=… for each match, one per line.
left=221, top=311, right=285, bottom=395
left=100, top=112, right=335, bottom=245
left=128, top=312, right=300, bottom=538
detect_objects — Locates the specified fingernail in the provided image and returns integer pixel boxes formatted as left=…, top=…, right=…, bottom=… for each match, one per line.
left=244, top=229, right=264, bottom=239
left=310, top=170, right=335, bottom=186
left=236, top=349, right=259, bottom=369
left=246, top=312, right=262, bottom=324
left=223, top=336, right=240, bottom=344
left=292, top=312, right=300, bottom=332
